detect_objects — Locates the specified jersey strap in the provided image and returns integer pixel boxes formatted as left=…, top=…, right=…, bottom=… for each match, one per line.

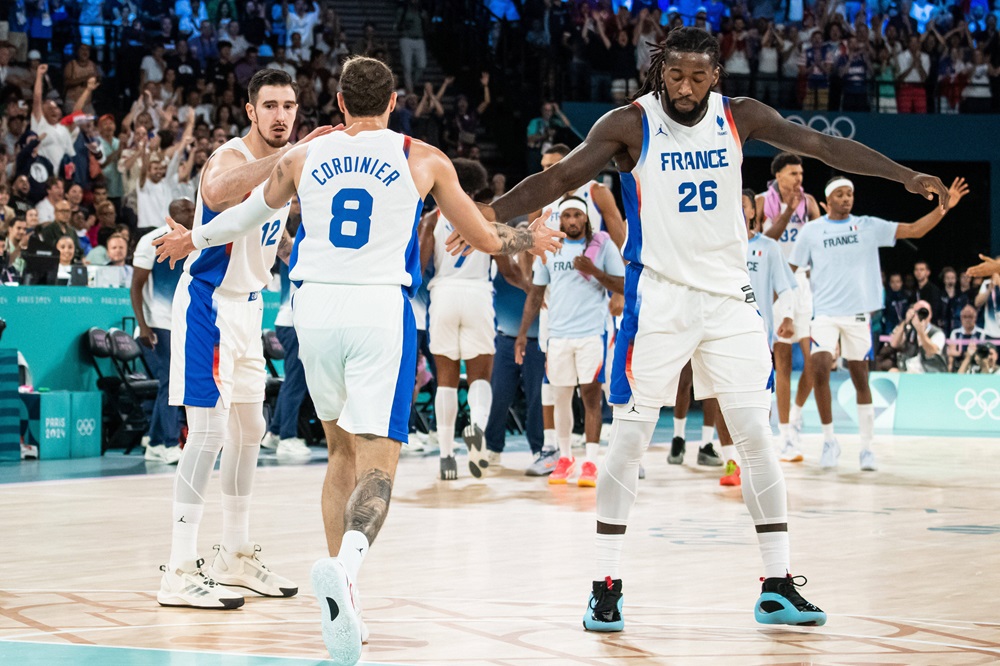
left=579, top=230, right=611, bottom=281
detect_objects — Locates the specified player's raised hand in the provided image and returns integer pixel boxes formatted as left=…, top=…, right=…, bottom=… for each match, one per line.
left=444, top=227, right=473, bottom=256
left=296, top=124, right=341, bottom=144
left=965, top=253, right=1000, bottom=278
left=152, top=215, right=196, bottom=269
left=905, top=172, right=950, bottom=210
left=526, top=215, right=565, bottom=259
left=946, top=176, right=969, bottom=208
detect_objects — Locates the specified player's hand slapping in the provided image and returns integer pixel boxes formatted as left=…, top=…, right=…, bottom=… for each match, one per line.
left=966, top=255, right=1000, bottom=279
left=905, top=172, right=950, bottom=209
left=152, top=216, right=195, bottom=269
left=444, top=207, right=564, bottom=260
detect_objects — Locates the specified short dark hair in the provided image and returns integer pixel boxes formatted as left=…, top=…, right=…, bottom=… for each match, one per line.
left=914, top=259, right=930, bottom=269
left=247, top=68, right=297, bottom=106
left=339, top=56, right=394, bottom=118
left=544, top=143, right=571, bottom=157
left=770, top=152, right=802, bottom=176
left=452, top=158, right=488, bottom=196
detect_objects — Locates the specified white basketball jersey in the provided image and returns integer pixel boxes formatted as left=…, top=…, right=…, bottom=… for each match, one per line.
left=621, top=93, right=749, bottom=300
left=760, top=184, right=811, bottom=259
left=290, top=129, right=424, bottom=295
left=428, top=210, right=492, bottom=290
left=185, top=137, right=290, bottom=294
left=541, top=180, right=604, bottom=232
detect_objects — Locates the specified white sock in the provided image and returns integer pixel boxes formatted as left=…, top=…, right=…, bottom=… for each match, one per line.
left=702, top=425, right=715, bottom=443
left=822, top=422, right=835, bottom=441
left=673, top=416, right=687, bottom=439
left=169, top=502, right=204, bottom=571
left=435, top=387, right=458, bottom=457
left=857, top=403, right=874, bottom=451
left=756, top=531, right=790, bottom=579
left=790, top=403, right=802, bottom=424
left=720, top=444, right=736, bottom=464
left=595, top=533, right=624, bottom=579
left=221, top=493, right=251, bottom=551
left=543, top=429, right=557, bottom=451
left=337, top=530, right=369, bottom=581
left=585, top=442, right=600, bottom=462
left=778, top=423, right=791, bottom=442
left=467, top=379, right=492, bottom=431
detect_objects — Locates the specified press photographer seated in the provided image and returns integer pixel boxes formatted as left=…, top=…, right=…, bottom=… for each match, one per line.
left=958, top=342, right=999, bottom=375
left=888, top=300, right=947, bottom=373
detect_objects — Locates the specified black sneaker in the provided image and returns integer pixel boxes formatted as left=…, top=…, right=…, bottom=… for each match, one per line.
left=582, top=577, right=624, bottom=631
left=697, top=443, right=723, bottom=466
left=667, top=436, right=685, bottom=464
left=754, top=575, right=827, bottom=626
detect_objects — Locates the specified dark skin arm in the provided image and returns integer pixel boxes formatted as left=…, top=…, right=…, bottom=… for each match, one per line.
left=731, top=97, right=949, bottom=207
left=130, top=267, right=156, bottom=348
left=418, top=209, right=438, bottom=273
left=494, top=253, right=528, bottom=291
left=514, top=283, right=547, bottom=364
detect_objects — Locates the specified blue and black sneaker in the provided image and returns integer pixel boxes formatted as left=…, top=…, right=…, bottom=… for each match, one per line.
left=754, top=575, right=827, bottom=626
left=583, top=577, right=624, bottom=632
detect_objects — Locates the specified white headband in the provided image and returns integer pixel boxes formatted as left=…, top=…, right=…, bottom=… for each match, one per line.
left=825, top=178, right=854, bottom=198
left=558, top=198, right=588, bottom=216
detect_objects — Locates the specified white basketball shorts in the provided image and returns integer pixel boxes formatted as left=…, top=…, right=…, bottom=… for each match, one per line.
left=170, top=273, right=266, bottom=408
left=427, top=282, right=495, bottom=361
left=775, top=269, right=813, bottom=344
left=810, top=313, right=873, bottom=361
left=293, top=283, right=416, bottom=443
left=609, top=265, right=773, bottom=421
left=546, top=334, right=607, bottom=387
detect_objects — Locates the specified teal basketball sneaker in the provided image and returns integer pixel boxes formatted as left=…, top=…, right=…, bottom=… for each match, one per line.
left=582, top=577, right=624, bottom=632
left=754, top=575, right=827, bottom=626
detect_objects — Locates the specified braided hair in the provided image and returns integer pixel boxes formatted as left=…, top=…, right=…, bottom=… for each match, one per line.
left=742, top=187, right=758, bottom=231
left=633, top=27, right=723, bottom=101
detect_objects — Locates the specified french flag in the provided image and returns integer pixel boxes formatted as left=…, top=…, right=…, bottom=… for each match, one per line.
left=848, top=224, right=859, bottom=232
left=750, top=249, right=763, bottom=257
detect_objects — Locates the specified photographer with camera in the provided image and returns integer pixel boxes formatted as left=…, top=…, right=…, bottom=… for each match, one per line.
left=946, top=304, right=986, bottom=372
left=958, top=342, right=999, bottom=375
left=888, top=299, right=947, bottom=373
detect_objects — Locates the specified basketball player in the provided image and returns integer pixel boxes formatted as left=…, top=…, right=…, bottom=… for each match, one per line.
left=418, top=158, right=496, bottom=480
left=788, top=175, right=968, bottom=471
left=515, top=197, right=625, bottom=486
left=756, top=153, right=821, bottom=462
left=156, top=69, right=333, bottom=610
left=451, top=27, right=950, bottom=631
left=155, top=56, right=562, bottom=664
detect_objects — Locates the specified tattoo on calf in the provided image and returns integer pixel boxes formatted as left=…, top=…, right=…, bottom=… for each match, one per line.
left=495, top=223, right=535, bottom=255
left=344, top=469, right=393, bottom=545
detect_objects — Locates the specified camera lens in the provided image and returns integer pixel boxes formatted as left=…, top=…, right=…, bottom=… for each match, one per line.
left=917, top=308, right=930, bottom=320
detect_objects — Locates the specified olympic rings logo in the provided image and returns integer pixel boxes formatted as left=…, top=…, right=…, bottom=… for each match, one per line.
left=76, top=418, right=97, bottom=436
left=785, top=115, right=857, bottom=140
left=954, top=388, right=1000, bottom=420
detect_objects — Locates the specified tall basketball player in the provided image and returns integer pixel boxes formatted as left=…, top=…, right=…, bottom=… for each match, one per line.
left=755, top=153, right=821, bottom=462
left=452, top=28, right=950, bottom=631
left=418, top=158, right=495, bottom=480
left=156, top=69, right=333, bottom=610
left=155, top=56, right=563, bottom=665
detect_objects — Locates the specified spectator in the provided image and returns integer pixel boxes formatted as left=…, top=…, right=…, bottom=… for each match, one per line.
left=936, top=45, right=966, bottom=113
left=0, top=43, right=32, bottom=102
left=839, top=36, right=872, bottom=110
left=69, top=209, right=92, bottom=255
left=97, top=115, right=126, bottom=206
left=10, top=175, right=32, bottom=218
left=447, top=73, right=490, bottom=158
left=491, top=173, right=506, bottom=199
left=802, top=30, right=833, bottom=110
left=756, top=22, right=782, bottom=106
left=14, top=131, right=55, bottom=202
left=190, top=20, right=220, bottom=68
left=974, top=272, right=1000, bottom=339
left=947, top=304, right=986, bottom=371
left=3, top=216, right=27, bottom=280
left=896, top=35, right=930, bottom=113
left=266, top=45, right=297, bottom=78
left=874, top=44, right=898, bottom=112
left=610, top=29, right=639, bottom=104
left=92, top=233, right=133, bottom=287
left=583, top=7, right=614, bottom=102
left=634, top=9, right=661, bottom=83
left=207, top=41, right=237, bottom=92
left=352, top=21, right=388, bottom=60
left=286, top=32, right=309, bottom=67
left=54, top=234, right=80, bottom=284
left=721, top=16, right=753, bottom=97
left=889, top=300, right=947, bottom=373
left=937, top=266, right=968, bottom=334
left=957, top=341, right=998, bottom=374
left=39, top=200, right=82, bottom=258
left=526, top=101, right=573, bottom=171
left=167, top=39, right=202, bottom=91
left=913, top=260, right=943, bottom=322
left=284, top=0, right=320, bottom=50
left=140, top=43, right=168, bottom=87
left=960, top=48, right=994, bottom=114
left=137, top=153, right=171, bottom=231
left=34, top=177, right=64, bottom=224
left=223, top=20, right=250, bottom=59
left=86, top=221, right=117, bottom=265
left=397, top=0, right=428, bottom=93
left=883, top=271, right=913, bottom=332
left=30, top=65, right=76, bottom=175
left=62, top=43, right=101, bottom=112
left=234, top=46, right=261, bottom=88
left=241, top=1, right=270, bottom=46
left=2, top=105, right=29, bottom=161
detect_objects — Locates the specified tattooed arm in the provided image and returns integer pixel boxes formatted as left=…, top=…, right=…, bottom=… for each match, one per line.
left=344, top=468, right=393, bottom=545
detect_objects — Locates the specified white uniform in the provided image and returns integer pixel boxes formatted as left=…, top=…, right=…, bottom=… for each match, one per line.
left=291, top=129, right=423, bottom=442
left=427, top=210, right=495, bottom=361
left=170, top=137, right=290, bottom=408
left=761, top=184, right=814, bottom=343
left=610, top=93, right=772, bottom=416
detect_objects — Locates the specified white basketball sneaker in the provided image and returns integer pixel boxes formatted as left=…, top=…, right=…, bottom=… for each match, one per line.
left=208, top=543, right=298, bottom=597
left=276, top=437, right=312, bottom=462
left=261, top=432, right=280, bottom=449
left=312, top=557, right=363, bottom=666
left=157, top=559, right=245, bottom=609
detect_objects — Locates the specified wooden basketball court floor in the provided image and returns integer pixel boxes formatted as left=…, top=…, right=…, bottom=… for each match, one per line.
left=1, top=426, right=999, bottom=665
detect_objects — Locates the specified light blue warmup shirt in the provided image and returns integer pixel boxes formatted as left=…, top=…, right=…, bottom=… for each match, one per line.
left=533, top=237, right=625, bottom=339
left=747, top=233, right=797, bottom=341
left=789, top=214, right=898, bottom=317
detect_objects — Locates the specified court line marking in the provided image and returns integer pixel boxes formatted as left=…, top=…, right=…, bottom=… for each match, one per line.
left=0, top=638, right=416, bottom=665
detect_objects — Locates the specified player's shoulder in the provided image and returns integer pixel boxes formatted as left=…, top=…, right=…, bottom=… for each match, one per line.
left=756, top=234, right=781, bottom=250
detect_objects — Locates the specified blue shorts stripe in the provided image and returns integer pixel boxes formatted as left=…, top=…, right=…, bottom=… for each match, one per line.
left=182, top=279, right=222, bottom=407
left=609, top=264, right=643, bottom=405
left=387, top=292, right=417, bottom=443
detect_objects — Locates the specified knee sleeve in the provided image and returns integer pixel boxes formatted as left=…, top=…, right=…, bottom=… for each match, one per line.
left=596, top=419, right=655, bottom=526
left=175, top=404, right=229, bottom=505
left=220, top=403, right=265, bottom=498
left=717, top=393, right=786, bottom=526
left=541, top=382, right=554, bottom=407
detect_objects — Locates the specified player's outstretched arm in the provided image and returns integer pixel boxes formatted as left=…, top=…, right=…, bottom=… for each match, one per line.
left=967, top=254, right=1000, bottom=279
left=732, top=98, right=950, bottom=209
left=491, top=105, right=639, bottom=224
left=896, top=177, right=968, bottom=239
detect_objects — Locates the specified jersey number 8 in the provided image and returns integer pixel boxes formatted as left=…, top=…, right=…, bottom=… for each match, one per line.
left=329, top=187, right=374, bottom=249
left=678, top=180, right=718, bottom=213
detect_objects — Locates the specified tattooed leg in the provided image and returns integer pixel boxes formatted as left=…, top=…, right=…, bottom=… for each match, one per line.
left=344, top=469, right=393, bottom=545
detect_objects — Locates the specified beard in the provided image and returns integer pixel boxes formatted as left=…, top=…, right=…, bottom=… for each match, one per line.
left=664, top=92, right=711, bottom=124
left=257, top=123, right=289, bottom=149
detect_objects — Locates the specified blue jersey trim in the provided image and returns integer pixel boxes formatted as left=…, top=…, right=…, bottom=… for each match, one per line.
left=182, top=278, right=222, bottom=407
left=609, top=263, right=643, bottom=405
left=619, top=172, right=643, bottom=267
left=402, top=199, right=425, bottom=298
left=287, top=219, right=306, bottom=289
left=387, top=293, right=417, bottom=443
left=187, top=206, right=232, bottom=287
